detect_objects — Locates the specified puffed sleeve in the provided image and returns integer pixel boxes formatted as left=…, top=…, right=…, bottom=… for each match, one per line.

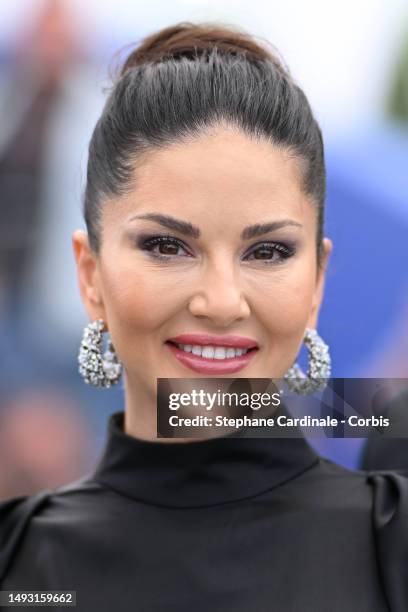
left=367, top=470, right=408, bottom=612
left=0, top=490, right=50, bottom=584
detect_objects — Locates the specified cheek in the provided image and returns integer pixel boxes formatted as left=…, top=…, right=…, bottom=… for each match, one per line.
left=251, top=262, right=316, bottom=336
left=100, top=261, right=182, bottom=335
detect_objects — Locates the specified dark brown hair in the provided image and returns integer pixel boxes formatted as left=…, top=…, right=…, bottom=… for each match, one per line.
left=84, top=22, right=326, bottom=263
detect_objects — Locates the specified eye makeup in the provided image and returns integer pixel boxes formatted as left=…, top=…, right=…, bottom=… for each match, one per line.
left=129, top=231, right=298, bottom=265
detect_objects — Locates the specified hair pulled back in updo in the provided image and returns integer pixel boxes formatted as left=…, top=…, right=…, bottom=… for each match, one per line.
left=84, top=22, right=326, bottom=263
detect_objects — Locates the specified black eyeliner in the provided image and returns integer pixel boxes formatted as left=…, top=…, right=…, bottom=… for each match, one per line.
left=130, top=231, right=298, bottom=264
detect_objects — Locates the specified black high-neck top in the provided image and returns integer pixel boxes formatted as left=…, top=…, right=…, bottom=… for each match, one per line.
left=1, top=410, right=408, bottom=611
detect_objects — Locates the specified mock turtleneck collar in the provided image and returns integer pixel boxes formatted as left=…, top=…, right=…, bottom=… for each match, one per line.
left=92, top=410, right=319, bottom=509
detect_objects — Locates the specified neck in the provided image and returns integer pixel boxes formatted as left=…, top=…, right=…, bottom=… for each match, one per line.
left=124, top=377, right=210, bottom=444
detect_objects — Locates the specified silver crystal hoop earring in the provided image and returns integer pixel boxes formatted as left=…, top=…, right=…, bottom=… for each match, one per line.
left=284, top=327, right=331, bottom=395
left=78, top=319, right=122, bottom=388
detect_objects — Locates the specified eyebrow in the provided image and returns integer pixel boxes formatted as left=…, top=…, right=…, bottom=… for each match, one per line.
left=128, top=213, right=302, bottom=240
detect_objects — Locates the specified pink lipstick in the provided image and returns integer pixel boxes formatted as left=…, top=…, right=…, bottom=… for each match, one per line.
left=165, top=334, right=259, bottom=374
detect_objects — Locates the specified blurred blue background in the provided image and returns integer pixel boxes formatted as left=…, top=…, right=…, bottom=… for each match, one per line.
left=0, top=0, right=407, bottom=499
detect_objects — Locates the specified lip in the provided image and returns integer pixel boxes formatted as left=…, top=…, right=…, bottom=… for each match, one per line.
left=165, top=341, right=259, bottom=374
left=166, top=334, right=259, bottom=349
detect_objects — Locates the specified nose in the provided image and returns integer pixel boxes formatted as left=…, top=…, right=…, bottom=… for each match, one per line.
left=187, top=256, right=251, bottom=327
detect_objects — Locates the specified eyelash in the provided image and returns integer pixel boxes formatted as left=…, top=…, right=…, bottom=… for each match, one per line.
left=138, top=234, right=295, bottom=265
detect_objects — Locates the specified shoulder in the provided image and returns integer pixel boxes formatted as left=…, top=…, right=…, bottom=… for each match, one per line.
left=296, top=455, right=381, bottom=508
left=312, top=459, right=408, bottom=608
left=366, top=468, right=408, bottom=610
left=0, top=475, right=104, bottom=584
left=309, top=456, right=408, bottom=516
left=0, top=489, right=51, bottom=584
left=364, top=467, right=408, bottom=545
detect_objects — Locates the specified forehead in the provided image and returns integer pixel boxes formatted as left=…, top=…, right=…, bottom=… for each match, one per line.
left=106, top=125, right=313, bottom=229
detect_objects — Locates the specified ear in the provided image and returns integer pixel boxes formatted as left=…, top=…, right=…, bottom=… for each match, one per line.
left=307, top=237, right=333, bottom=329
left=72, top=229, right=107, bottom=323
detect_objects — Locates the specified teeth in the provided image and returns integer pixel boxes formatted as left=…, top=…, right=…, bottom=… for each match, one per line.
left=202, top=346, right=215, bottom=358
left=177, top=344, right=249, bottom=359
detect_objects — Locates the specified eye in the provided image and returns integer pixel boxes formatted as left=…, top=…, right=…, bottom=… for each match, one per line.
left=138, top=234, right=296, bottom=265
left=244, top=241, right=295, bottom=264
left=139, top=235, right=192, bottom=260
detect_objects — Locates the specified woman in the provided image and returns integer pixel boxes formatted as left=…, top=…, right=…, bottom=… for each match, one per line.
left=0, top=22, right=407, bottom=611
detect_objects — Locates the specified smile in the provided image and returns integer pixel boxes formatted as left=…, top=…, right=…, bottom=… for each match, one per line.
left=175, top=343, right=249, bottom=359
left=165, top=341, right=259, bottom=374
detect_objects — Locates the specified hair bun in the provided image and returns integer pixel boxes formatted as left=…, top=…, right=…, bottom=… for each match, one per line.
left=119, top=21, right=287, bottom=76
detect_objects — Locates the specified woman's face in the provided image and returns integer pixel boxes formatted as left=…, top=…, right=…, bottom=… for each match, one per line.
left=73, top=125, right=332, bottom=403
